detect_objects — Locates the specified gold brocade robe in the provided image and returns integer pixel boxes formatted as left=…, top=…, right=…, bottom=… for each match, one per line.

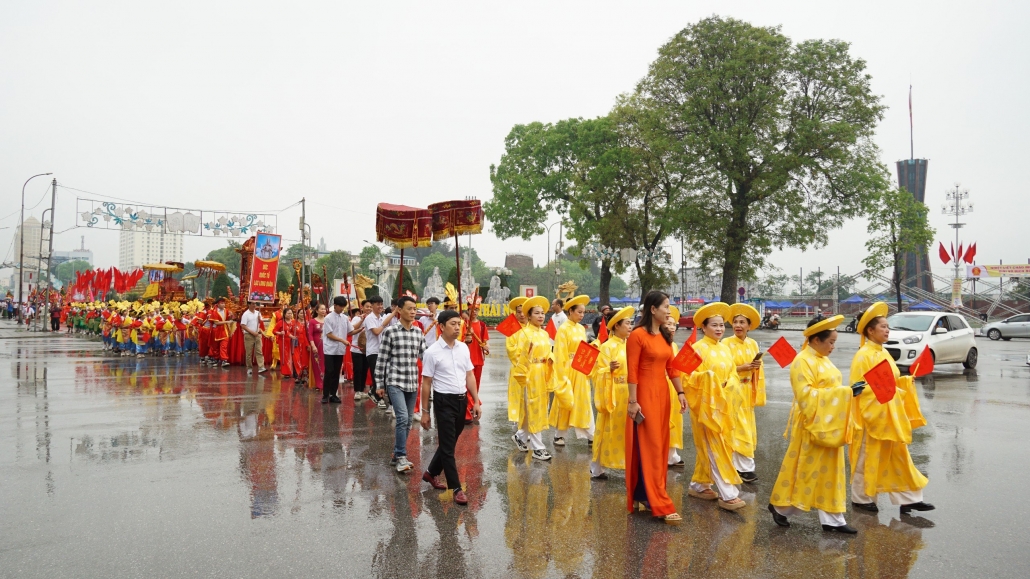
left=848, top=342, right=929, bottom=496
left=506, top=323, right=527, bottom=423
left=548, top=320, right=592, bottom=431
left=511, top=325, right=553, bottom=434
left=668, top=343, right=684, bottom=450
left=592, top=335, right=628, bottom=469
left=686, top=336, right=746, bottom=486
left=770, top=347, right=852, bottom=513
left=724, top=334, right=766, bottom=454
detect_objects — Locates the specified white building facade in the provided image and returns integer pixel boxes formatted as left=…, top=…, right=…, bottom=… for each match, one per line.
left=118, top=229, right=184, bottom=269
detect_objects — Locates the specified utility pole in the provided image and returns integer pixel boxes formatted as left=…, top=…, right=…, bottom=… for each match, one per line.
left=17, top=172, right=52, bottom=324
left=300, top=197, right=307, bottom=302
left=42, top=179, right=57, bottom=331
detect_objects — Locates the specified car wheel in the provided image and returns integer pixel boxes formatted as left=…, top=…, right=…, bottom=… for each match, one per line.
left=963, top=347, right=978, bottom=369
left=987, top=329, right=1001, bottom=340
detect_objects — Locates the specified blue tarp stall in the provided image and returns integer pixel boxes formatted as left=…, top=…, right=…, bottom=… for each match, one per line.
left=909, top=300, right=942, bottom=311
left=841, top=295, right=864, bottom=304
left=764, top=301, right=784, bottom=309
left=779, top=301, right=795, bottom=309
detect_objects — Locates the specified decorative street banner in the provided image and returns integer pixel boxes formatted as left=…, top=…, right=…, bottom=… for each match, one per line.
left=966, top=264, right=1030, bottom=279
left=248, top=233, right=282, bottom=303
left=76, top=198, right=276, bottom=237
left=951, top=278, right=964, bottom=308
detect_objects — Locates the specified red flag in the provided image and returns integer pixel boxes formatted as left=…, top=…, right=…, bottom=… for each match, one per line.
left=911, top=346, right=934, bottom=378
left=545, top=317, right=557, bottom=340
left=495, top=314, right=522, bottom=337
left=950, top=242, right=955, bottom=264
left=685, top=326, right=697, bottom=346
left=863, top=359, right=897, bottom=404
left=938, top=242, right=950, bottom=265
left=597, top=317, right=609, bottom=344
left=767, top=336, right=798, bottom=368
left=669, top=342, right=704, bottom=374
left=571, top=341, right=601, bottom=375
left=957, top=243, right=964, bottom=263
left=963, top=242, right=976, bottom=264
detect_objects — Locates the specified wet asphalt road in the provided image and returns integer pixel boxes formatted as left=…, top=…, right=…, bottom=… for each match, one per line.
left=3, top=320, right=1030, bottom=578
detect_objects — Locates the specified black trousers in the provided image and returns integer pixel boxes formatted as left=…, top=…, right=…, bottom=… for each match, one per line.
left=428, top=391, right=467, bottom=490
left=365, top=354, right=379, bottom=400
left=50, top=318, right=60, bottom=331
left=351, top=351, right=367, bottom=392
left=323, top=354, right=344, bottom=398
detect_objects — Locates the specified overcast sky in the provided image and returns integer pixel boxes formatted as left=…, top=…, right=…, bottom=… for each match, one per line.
left=3, top=1, right=1027, bottom=291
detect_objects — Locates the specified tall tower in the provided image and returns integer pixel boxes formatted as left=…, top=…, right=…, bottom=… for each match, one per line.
left=896, top=158, right=935, bottom=293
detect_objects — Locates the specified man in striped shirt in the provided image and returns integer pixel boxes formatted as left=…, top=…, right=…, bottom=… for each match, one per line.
left=374, top=295, right=426, bottom=473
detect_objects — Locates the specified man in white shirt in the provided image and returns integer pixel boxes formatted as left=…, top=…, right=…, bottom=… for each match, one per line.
left=321, top=296, right=353, bottom=404
left=419, top=309, right=481, bottom=505
left=363, top=295, right=396, bottom=408
left=239, top=301, right=267, bottom=376
left=550, top=298, right=568, bottom=329
left=420, top=297, right=441, bottom=348
left=349, top=300, right=371, bottom=400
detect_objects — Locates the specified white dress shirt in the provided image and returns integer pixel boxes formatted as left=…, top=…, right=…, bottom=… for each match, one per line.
left=322, top=311, right=352, bottom=356
left=421, top=338, right=474, bottom=395
left=239, top=309, right=261, bottom=334
left=364, top=313, right=383, bottom=355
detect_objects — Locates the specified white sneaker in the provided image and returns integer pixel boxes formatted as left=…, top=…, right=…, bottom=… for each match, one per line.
left=247, top=369, right=253, bottom=375
left=258, top=367, right=267, bottom=374
left=386, top=406, right=395, bottom=416
left=532, top=449, right=553, bottom=461
left=412, top=412, right=421, bottom=421
left=511, top=434, right=529, bottom=452
left=395, top=457, right=413, bottom=473
left=353, top=392, right=363, bottom=401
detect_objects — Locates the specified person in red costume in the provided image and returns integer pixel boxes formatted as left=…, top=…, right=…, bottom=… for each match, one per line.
left=462, top=306, right=490, bottom=424
left=209, top=298, right=232, bottom=367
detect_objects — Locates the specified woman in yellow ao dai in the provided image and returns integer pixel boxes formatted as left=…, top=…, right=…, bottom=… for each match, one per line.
left=506, top=297, right=529, bottom=425
left=723, top=303, right=765, bottom=481
left=590, top=308, right=633, bottom=478
left=510, top=296, right=555, bottom=461
left=548, top=295, right=594, bottom=446
left=768, top=315, right=856, bottom=533
left=848, top=303, right=933, bottom=515
left=684, top=302, right=749, bottom=511
left=665, top=310, right=685, bottom=468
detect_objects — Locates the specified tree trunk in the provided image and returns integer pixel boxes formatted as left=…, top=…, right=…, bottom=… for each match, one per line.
left=599, top=259, right=612, bottom=306
left=720, top=193, right=751, bottom=303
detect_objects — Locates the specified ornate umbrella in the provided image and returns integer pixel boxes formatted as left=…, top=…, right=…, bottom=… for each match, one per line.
left=428, top=200, right=483, bottom=309
left=375, top=204, right=433, bottom=298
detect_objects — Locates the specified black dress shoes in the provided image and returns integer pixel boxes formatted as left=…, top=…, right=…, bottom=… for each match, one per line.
left=768, top=504, right=790, bottom=527
left=329, top=395, right=342, bottom=403
left=822, top=524, right=858, bottom=534
left=738, top=471, right=758, bottom=483
left=321, top=397, right=330, bottom=404
left=852, top=501, right=879, bottom=513
left=900, top=501, right=935, bottom=514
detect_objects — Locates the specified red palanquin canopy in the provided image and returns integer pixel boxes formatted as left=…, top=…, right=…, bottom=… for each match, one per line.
left=428, top=199, right=484, bottom=241
left=375, top=203, right=433, bottom=249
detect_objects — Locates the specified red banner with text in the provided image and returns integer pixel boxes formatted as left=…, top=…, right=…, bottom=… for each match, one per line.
left=248, top=232, right=282, bottom=303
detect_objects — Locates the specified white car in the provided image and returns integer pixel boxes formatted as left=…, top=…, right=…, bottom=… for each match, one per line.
left=885, top=312, right=977, bottom=370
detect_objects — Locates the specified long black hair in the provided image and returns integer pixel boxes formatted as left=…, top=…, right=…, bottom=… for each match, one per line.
left=633, top=290, right=673, bottom=344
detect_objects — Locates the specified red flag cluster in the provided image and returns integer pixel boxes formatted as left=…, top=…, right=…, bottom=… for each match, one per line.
left=68, top=267, right=144, bottom=299
left=939, top=241, right=976, bottom=265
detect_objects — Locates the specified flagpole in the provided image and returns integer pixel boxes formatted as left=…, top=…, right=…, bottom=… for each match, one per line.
left=909, top=85, right=914, bottom=160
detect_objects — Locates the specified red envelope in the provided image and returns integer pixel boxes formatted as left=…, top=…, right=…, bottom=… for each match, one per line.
left=495, top=314, right=522, bottom=337
left=910, top=346, right=934, bottom=378
left=669, top=342, right=703, bottom=374
left=545, top=317, right=558, bottom=340
left=863, top=359, right=897, bottom=404
left=767, top=336, right=797, bottom=368
left=571, top=341, right=600, bottom=375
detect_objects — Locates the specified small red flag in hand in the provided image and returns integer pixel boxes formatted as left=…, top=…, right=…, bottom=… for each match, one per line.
left=863, top=359, right=897, bottom=404
left=910, top=346, right=934, bottom=377
left=571, top=341, right=601, bottom=375
left=685, top=326, right=697, bottom=346
left=495, top=314, right=522, bottom=337
left=545, top=317, right=557, bottom=340
left=597, top=318, right=609, bottom=344
left=767, top=336, right=798, bottom=368
left=670, top=342, right=704, bottom=374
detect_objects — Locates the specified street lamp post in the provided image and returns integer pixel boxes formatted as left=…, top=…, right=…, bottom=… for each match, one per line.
left=18, top=172, right=53, bottom=325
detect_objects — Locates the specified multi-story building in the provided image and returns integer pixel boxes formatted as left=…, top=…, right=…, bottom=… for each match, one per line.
left=52, top=236, right=94, bottom=266
left=118, top=229, right=184, bottom=269
left=12, top=216, right=43, bottom=270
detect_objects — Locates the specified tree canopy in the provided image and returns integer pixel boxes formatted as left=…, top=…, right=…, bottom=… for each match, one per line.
left=634, top=16, right=887, bottom=302
left=56, top=260, right=92, bottom=286
left=862, top=188, right=935, bottom=312
left=204, top=242, right=242, bottom=278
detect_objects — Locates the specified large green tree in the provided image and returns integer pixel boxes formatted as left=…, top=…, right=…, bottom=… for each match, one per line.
left=204, top=242, right=242, bottom=278
left=314, top=250, right=353, bottom=281
left=56, top=260, right=92, bottom=286
left=862, top=188, right=936, bottom=312
left=635, top=16, right=887, bottom=302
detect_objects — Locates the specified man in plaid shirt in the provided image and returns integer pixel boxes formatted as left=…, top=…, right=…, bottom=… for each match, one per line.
left=374, top=295, right=426, bottom=473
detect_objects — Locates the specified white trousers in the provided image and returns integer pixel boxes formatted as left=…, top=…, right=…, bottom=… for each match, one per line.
left=590, top=461, right=604, bottom=477
left=689, top=447, right=739, bottom=501
left=773, top=505, right=846, bottom=527
left=732, top=452, right=755, bottom=472
left=668, top=448, right=682, bottom=465
left=556, top=415, right=595, bottom=440
left=515, top=429, right=545, bottom=451
left=851, top=436, right=924, bottom=505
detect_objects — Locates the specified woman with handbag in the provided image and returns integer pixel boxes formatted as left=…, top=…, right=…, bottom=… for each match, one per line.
left=625, top=291, right=685, bottom=525
left=768, top=315, right=858, bottom=534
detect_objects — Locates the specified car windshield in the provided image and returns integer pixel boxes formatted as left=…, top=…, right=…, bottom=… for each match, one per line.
left=887, top=314, right=933, bottom=332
